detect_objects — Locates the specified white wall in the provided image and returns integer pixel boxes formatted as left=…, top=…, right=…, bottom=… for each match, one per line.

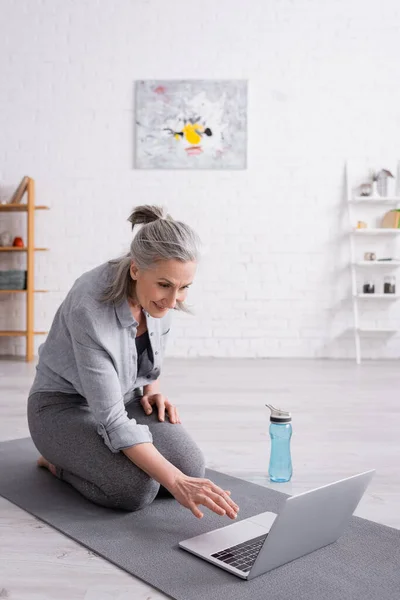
left=1, top=0, right=400, bottom=359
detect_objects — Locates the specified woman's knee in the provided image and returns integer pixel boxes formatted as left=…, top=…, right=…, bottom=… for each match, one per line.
left=105, top=475, right=160, bottom=512
left=173, top=439, right=206, bottom=479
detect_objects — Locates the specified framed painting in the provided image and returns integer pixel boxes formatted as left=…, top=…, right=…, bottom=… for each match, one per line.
left=135, top=80, right=247, bottom=169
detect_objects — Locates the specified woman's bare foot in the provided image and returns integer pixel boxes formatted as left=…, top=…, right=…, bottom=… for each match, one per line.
left=37, top=455, right=57, bottom=476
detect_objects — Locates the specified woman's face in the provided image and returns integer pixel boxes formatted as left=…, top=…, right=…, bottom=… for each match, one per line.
left=130, top=259, right=197, bottom=317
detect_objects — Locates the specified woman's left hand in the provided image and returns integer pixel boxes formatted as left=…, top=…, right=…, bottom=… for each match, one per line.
left=140, top=393, right=181, bottom=424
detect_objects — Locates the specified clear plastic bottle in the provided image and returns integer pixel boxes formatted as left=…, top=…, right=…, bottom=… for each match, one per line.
left=266, top=404, right=293, bottom=483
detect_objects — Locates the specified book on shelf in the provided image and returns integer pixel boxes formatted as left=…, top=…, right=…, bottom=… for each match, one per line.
left=8, top=176, right=29, bottom=205
left=381, top=209, right=400, bottom=229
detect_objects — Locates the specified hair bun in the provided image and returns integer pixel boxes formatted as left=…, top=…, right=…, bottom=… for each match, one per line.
left=127, top=205, right=171, bottom=231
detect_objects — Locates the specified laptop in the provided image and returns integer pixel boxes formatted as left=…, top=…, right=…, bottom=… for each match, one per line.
left=179, top=470, right=375, bottom=580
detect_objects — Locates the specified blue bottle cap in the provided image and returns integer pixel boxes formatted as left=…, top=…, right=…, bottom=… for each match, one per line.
left=265, top=403, right=292, bottom=423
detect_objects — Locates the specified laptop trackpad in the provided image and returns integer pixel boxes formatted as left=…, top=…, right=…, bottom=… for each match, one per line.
left=249, top=511, right=277, bottom=529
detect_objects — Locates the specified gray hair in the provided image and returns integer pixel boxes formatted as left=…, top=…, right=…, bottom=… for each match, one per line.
left=101, top=205, right=201, bottom=312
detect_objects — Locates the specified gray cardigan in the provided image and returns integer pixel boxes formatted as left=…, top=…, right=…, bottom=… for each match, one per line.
left=29, top=261, right=172, bottom=453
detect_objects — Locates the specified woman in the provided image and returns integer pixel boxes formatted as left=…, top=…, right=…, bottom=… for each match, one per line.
left=27, top=205, right=239, bottom=521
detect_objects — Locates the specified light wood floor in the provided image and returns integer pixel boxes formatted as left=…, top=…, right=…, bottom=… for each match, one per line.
left=0, top=357, right=399, bottom=600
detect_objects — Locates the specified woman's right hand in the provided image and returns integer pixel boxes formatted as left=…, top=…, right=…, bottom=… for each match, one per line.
left=167, top=473, right=240, bottom=519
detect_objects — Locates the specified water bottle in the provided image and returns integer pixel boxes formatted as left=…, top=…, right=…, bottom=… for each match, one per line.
left=266, top=403, right=293, bottom=483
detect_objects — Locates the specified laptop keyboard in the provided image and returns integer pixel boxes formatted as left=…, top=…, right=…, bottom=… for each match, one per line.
left=211, top=533, right=268, bottom=573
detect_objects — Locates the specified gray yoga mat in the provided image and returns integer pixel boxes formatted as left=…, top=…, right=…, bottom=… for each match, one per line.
left=0, top=438, right=399, bottom=600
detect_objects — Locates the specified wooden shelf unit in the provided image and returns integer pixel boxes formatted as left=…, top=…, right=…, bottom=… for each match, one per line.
left=0, top=331, right=47, bottom=337
left=0, top=204, right=49, bottom=212
left=0, top=178, right=50, bottom=360
left=0, top=290, right=48, bottom=294
left=0, top=247, right=49, bottom=252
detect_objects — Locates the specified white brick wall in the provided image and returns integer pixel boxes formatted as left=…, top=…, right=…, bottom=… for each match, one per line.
left=1, top=0, right=400, bottom=359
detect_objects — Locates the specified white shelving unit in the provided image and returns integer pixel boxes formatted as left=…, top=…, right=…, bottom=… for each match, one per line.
left=353, top=228, right=400, bottom=235
left=350, top=196, right=400, bottom=205
left=355, top=293, right=400, bottom=299
left=345, top=161, right=400, bottom=363
left=354, top=261, right=400, bottom=266
left=357, top=328, right=396, bottom=334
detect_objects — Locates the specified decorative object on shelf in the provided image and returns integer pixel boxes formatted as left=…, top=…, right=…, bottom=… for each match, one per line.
left=359, top=182, right=372, bottom=196
left=0, top=174, right=13, bottom=205
left=381, top=209, right=400, bottom=229
left=12, top=236, right=24, bottom=247
left=0, top=269, right=27, bottom=290
left=377, top=169, right=394, bottom=197
left=363, top=281, right=375, bottom=294
left=371, top=171, right=380, bottom=196
left=135, top=80, right=247, bottom=170
left=0, top=231, right=13, bottom=246
left=0, top=175, right=8, bottom=204
left=356, top=220, right=368, bottom=229
left=383, top=275, right=396, bottom=294
left=364, top=252, right=377, bottom=261
left=8, top=176, right=29, bottom=204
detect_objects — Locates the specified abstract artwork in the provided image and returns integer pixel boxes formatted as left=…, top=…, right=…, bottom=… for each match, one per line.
left=135, top=80, right=247, bottom=169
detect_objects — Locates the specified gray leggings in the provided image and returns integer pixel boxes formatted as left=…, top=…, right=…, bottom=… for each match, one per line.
left=27, top=391, right=205, bottom=511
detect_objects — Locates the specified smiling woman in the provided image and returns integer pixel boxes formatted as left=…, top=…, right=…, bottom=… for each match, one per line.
left=27, top=204, right=240, bottom=522
left=102, top=204, right=200, bottom=315
left=131, top=259, right=196, bottom=317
